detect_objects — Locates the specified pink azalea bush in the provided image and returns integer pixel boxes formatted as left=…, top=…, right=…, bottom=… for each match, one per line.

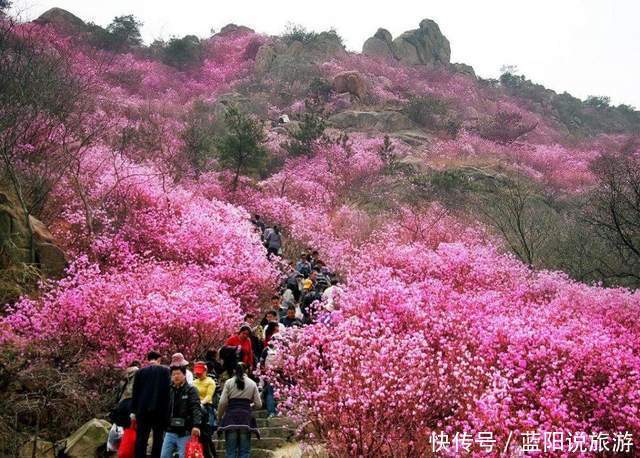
left=272, top=235, right=640, bottom=456
left=2, top=257, right=243, bottom=370
left=2, top=14, right=640, bottom=456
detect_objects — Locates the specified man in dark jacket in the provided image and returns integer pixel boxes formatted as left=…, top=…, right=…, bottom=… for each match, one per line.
left=131, top=351, right=170, bottom=458
left=160, top=365, right=202, bottom=458
left=281, top=305, right=303, bottom=328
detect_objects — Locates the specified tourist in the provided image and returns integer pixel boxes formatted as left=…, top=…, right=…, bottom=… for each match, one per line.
left=170, top=353, right=194, bottom=384
left=260, top=325, right=280, bottom=418
left=265, top=225, right=282, bottom=258
left=130, top=351, right=170, bottom=458
left=224, top=325, right=255, bottom=370
left=160, top=366, right=201, bottom=458
left=109, top=361, right=139, bottom=428
left=281, top=305, right=303, bottom=328
left=193, top=361, right=216, bottom=458
left=217, top=363, right=262, bottom=458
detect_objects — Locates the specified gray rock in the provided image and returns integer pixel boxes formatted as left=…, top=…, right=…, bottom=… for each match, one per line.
left=450, top=62, right=476, bottom=79
left=218, top=24, right=255, bottom=35
left=36, top=242, right=67, bottom=278
left=362, top=28, right=396, bottom=60
left=329, top=111, right=415, bottom=132
left=34, top=8, right=88, bottom=33
left=392, top=18, right=451, bottom=65
left=332, top=71, right=368, bottom=100
left=18, top=437, right=56, bottom=458
left=64, top=419, right=110, bottom=458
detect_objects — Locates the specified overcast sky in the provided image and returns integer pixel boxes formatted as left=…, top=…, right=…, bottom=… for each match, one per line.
left=10, top=0, right=640, bottom=108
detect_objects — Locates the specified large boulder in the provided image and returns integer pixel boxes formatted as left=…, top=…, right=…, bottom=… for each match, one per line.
left=392, top=19, right=451, bottom=65
left=218, top=23, right=254, bottom=35
left=450, top=62, right=476, bottom=79
left=18, top=438, right=56, bottom=458
left=34, top=8, right=88, bottom=34
left=362, top=28, right=396, bottom=60
left=0, top=191, right=67, bottom=277
left=64, top=418, right=111, bottom=458
left=332, top=71, right=368, bottom=100
left=329, top=110, right=415, bottom=132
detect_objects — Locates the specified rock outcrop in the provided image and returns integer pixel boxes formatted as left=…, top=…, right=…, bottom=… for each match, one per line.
left=63, top=419, right=110, bottom=458
left=362, top=19, right=451, bottom=66
left=0, top=191, right=67, bottom=278
left=332, top=71, right=368, bottom=100
left=218, top=23, right=255, bottom=35
left=450, top=62, right=476, bottom=79
left=362, top=28, right=396, bottom=60
left=393, top=19, right=450, bottom=65
left=34, top=8, right=88, bottom=34
left=329, top=110, right=415, bottom=132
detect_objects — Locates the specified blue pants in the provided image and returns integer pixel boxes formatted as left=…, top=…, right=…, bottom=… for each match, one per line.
left=264, top=382, right=277, bottom=416
left=160, top=432, right=190, bottom=458
left=206, top=404, right=216, bottom=429
left=224, top=430, right=251, bottom=458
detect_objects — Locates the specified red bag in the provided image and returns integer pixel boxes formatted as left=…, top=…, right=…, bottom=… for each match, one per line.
left=185, top=436, right=204, bottom=458
left=117, top=421, right=136, bottom=458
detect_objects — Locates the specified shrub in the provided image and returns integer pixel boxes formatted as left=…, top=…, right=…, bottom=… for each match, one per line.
left=161, top=35, right=204, bottom=70
left=281, top=102, right=327, bottom=157
left=476, top=110, right=537, bottom=143
left=89, top=15, right=143, bottom=52
left=216, top=106, right=268, bottom=190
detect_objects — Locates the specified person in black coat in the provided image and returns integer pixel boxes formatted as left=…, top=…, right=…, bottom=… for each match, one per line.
left=131, top=351, right=170, bottom=458
left=159, top=366, right=202, bottom=458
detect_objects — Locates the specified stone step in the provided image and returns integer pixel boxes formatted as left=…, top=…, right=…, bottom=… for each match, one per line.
left=213, top=436, right=286, bottom=451
left=214, top=447, right=275, bottom=458
left=259, top=426, right=294, bottom=439
left=253, top=409, right=269, bottom=419
left=256, top=416, right=296, bottom=428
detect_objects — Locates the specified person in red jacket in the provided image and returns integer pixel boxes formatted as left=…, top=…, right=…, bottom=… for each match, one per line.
left=224, top=325, right=254, bottom=370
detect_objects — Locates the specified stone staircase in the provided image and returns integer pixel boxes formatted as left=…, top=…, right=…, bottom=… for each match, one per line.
left=213, top=409, right=298, bottom=458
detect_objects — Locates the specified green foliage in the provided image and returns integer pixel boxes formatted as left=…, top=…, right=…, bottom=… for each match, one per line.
left=405, top=95, right=460, bottom=137
left=89, top=15, right=143, bottom=51
left=378, top=135, right=413, bottom=176
left=585, top=95, right=611, bottom=109
left=216, top=106, right=267, bottom=190
left=181, top=100, right=217, bottom=176
left=477, top=111, right=537, bottom=144
left=282, top=22, right=343, bottom=47
left=405, top=95, right=448, bottom=128
left=405, top=95, right=448, bottom=127
left=309, top=77, right=333, bottom=101
left=281, top=103, right=327, bottom=157
left=160, top=35, right=203, bottom=70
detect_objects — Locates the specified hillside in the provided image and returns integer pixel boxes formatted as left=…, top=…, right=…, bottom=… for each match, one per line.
left=1, top=7, right=639, bottom=457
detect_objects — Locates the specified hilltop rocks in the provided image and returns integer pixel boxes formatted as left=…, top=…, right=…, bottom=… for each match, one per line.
left=362, top=28, right=396, bottom=60
left=363, top=19, right=451, bottom=66
left=34, top=8, right=88, bottom=33
left=451, top=62, right=476, bottom=79
left=332, top=71, right=368, bottom=100
left=218, top=23, right=254, bottom=35
left=394, top=19, right=450, bottom=65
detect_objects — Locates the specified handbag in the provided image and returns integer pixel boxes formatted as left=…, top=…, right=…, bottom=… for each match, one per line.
left=106, top=424, right=123, bottom=452
left=117, top=421, right=136, bottom=458
left=185, top=436, right=204, bottom=458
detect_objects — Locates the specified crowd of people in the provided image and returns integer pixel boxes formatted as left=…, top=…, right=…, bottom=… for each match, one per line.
left=108, top=215, right=341, bottom=458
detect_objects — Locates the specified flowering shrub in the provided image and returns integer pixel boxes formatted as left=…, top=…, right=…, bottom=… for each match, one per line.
left=2, top=258, right=243, bottom=370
